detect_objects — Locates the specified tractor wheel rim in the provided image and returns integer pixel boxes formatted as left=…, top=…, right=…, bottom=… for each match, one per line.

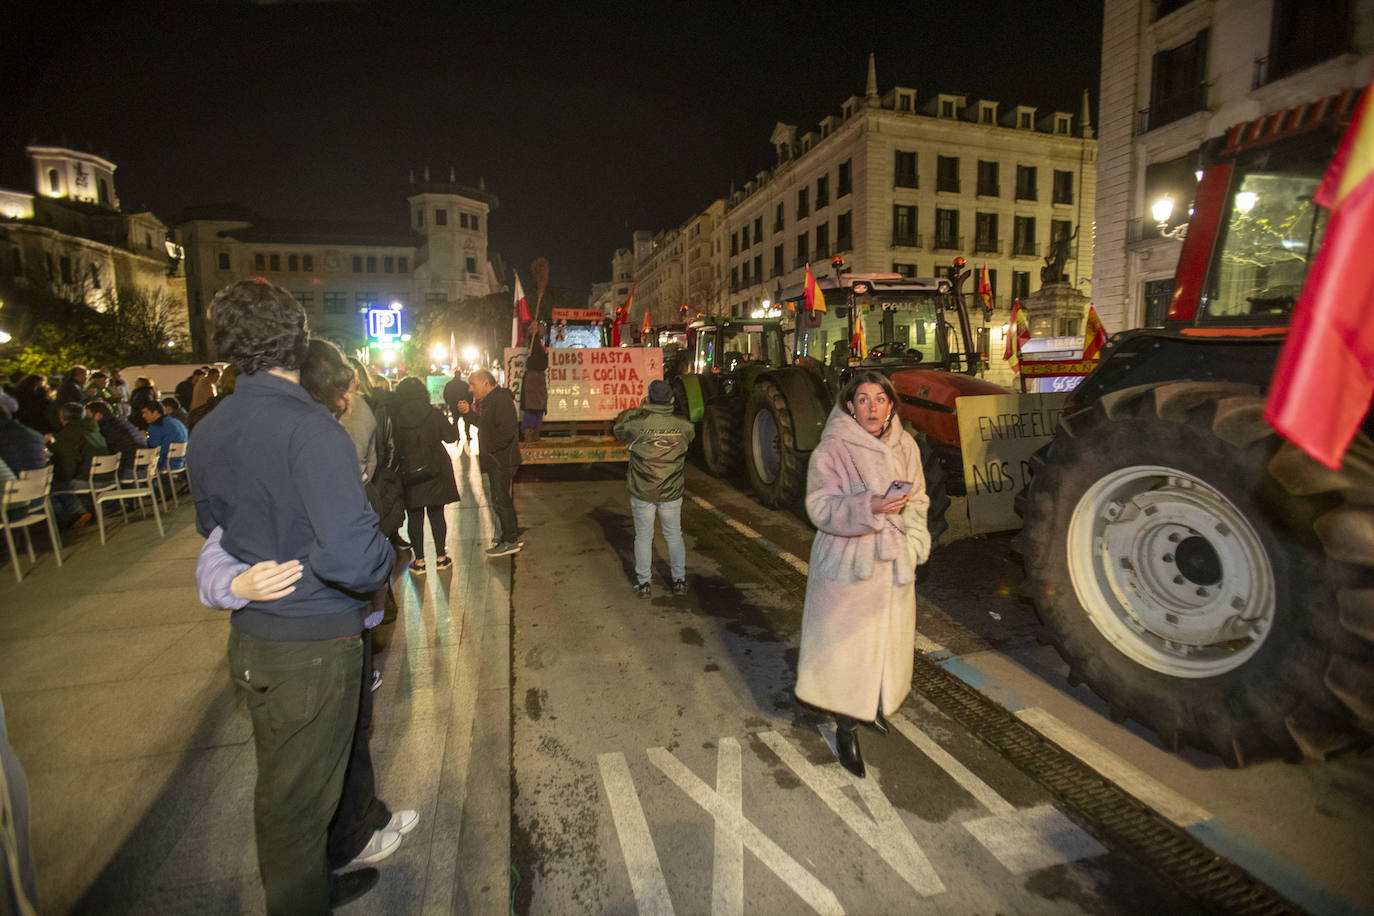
left=1065, top=465, right=1276, bottom=678
left=751, top=408, right=781, bottom=483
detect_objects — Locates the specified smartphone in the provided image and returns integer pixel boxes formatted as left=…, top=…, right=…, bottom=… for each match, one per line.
left=884, top=480, right=914, bottom=499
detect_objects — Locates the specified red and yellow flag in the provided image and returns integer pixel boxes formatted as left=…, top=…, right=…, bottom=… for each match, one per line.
left=1082, top=305, right=1107, bottom=360
left=977, top=264, right=993, bottom=317
left=1265, top=80, right=1374, bottom=468
left=1003, top=299, right=1031, bottom=371
left=851, top=305, right=867, bottom=359
left=803, top=263, right=827, bottom=314
left=511, top=272, right=532, bottom=347
left=642, top=306, right=652, bottom=339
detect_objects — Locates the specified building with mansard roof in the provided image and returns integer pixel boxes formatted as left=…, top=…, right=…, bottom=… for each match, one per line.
left=1095, top=0, right=1373, bottom=332
left=177, top=168, right=499, bottom=355
left=0, top=144, right=189, bottom=340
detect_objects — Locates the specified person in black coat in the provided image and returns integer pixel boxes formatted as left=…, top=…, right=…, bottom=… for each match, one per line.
left=461, top=369, right=522, bottom=557
left=392, top=376, right=459, bottom=572
left=442, top=369, right=472, bottom=448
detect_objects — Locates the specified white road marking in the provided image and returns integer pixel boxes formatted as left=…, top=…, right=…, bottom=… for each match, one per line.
left=712, top=738, right=743, bottom=916
left=758, top=730, right=946, bottom=897
left=647, top=746, right=844, bottom=916
left=689, top=494, right=810, bottom=573
left=598, top=753, right=676, bottom=916
left=1014, top=708, right=1212, bottom=827
left=891, top=714, right=1106, bottom=872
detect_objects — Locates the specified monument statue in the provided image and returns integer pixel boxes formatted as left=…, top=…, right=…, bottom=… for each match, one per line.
left=1041, top=224, right=1078, bottom=285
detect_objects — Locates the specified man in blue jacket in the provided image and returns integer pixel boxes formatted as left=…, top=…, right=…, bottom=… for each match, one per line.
left=191, top=279, right=395, bottom=914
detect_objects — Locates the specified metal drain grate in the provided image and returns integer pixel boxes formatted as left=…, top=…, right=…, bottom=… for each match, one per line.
left=910, top=654, right=1301, bottom=915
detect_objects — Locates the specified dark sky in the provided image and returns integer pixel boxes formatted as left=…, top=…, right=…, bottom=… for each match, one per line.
left=1, top=1, right=1101, bottom=301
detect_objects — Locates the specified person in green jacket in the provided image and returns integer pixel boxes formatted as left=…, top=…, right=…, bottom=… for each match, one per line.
left=613, top=379, right=696, bottom=598
left=50, top=401, right=108, bottom=528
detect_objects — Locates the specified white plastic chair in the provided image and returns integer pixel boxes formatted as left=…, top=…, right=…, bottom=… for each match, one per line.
left=65, top=453, right=130, bottom=545
left=1, top=465, right=63, bottom=582
left=123, top=447, right=166, bottom=539
left=160, top=441, right=189, bottom=508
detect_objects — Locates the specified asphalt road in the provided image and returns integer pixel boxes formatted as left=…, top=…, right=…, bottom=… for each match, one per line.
left=506, top=462, right=1230, bottom=914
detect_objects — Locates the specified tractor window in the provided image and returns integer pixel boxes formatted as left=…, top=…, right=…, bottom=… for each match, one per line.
left=1200, top=167, right=1328, bottom=323
left=869, top=294, right=944, bottom=363
left=720, top=324, right=785, bottom=368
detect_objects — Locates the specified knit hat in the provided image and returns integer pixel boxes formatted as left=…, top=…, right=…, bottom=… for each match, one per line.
left=647, top=379, right=673, bottom=404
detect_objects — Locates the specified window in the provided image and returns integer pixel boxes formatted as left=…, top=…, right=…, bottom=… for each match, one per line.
left=1012, top=271, right=1031, bottom=300
left=774, top=203, right=784, bottom=232
left=816, top=175, right=829, bottom=209
left=356, top=292, right=376, bottom=308
left=218, top=252, right=230, bottom=270
left=941, top=100, right=954, bottom=117
left=1267, top=0, right=1349, bottom=84
left=836, top=212, right=852, bottom=251
left=295, top=292, right=314, bottom=310
left=383, top=256, right=394, bottom=273
left=471, top=215, right=479, bottom=231
left=797, top=187, right=810, bottom=218
left=898, top=93, right=912, bottom=112
left=892, top=205, right=918, bottom=247
left=145, top=233, right=153, bottom=249
left=934, top=209, right=960, bottom=250
left=731, top=233, right=739, bottom=256
left=1016, top=165, right=1038, bottom=201
left=1143, top=278, right=1175, bottom=327
left=48, top=169, right=58, bottom=193
left=773, top=244, right=784, bottom=277
left=435, top=209, right=448, bottom=226
left=425, top=292, right=448, bottom=306
left=731, top=266, right=740, bottom=290
left=269, top=253, right=281, bottom=271
left=977, top=161, right=1000, bottom=197
left=352, top=255, right=363, bottom=273
left=814, top=223, right=829, bottom=259
left=743, top=262, right=751, bottom=285
left=893, top=262, right=916, bottom=277
left=465, top=257, right=478, bottom=274
left=1019, top=112, right=1032, bottom=129
left=936, top=156, right=960, bottom=193
left=89, top=264, right=100, bottom=289
left=287, top=253, right=298, bottom=272
left=324, top=292, right=346, bottom=314
left=753, top=254, right=762, bottom=283
left=795, top=232, right=808, bottom=267
left=460, top=212, right=469, bottom=228
left=416, top=209, right=424, bottom=228
left=1014, top=216, right=1038, bottom=256
left=838, top=159, right=852, bottom=196
left=981, top=106, right=995, bottom=124
left=894, top=150, right=917, bottom=188
left=303, top=253, right=314, bottom=271
left=1148, top=30, right=1209, bottom=130
left=974, top=212, right=999, bottom=253
left=742, top=225, right=750, bottom=249
left=754, top=216, right=763, bottom=240
left=1053, top=170, right=1074, bottom=205
left=366, top=256, right=377, bottom=273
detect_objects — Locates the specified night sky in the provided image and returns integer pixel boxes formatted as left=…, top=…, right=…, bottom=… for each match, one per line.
left=1, top=1, right=1101, bottom=300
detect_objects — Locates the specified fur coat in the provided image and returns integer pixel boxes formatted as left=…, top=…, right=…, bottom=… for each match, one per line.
left=794, top=406, right=931, bottom=719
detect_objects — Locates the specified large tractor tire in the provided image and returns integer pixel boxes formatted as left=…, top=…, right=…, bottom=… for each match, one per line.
left=700, top=400, right=742, bottom=478
left=1020, top=381, right=1374, bottom=765
left=918, top=438, right=951, bottom=554
left=744, top=380, right=808, bottom=508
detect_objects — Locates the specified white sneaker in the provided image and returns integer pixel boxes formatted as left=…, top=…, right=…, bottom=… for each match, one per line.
left=342, top=828, right=403, bottom=867
left=386, top=809, right=420, bottom=835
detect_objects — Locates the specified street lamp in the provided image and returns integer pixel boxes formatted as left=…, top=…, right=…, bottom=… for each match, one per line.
left=1151, top=196, right=1190, bottom=241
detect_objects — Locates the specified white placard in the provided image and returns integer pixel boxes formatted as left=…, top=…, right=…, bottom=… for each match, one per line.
left=504, top=347, right=663, bottom=421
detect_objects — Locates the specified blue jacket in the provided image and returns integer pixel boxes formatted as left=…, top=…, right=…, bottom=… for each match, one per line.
left=190, top=371, right=393, bottom=641
left=144, top=415, right=187, bottom=469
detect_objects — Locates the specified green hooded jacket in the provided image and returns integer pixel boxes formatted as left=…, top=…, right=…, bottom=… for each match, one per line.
left=52, top=416, right=109, bottom=481
left=613, top=403, right=696, bottom=503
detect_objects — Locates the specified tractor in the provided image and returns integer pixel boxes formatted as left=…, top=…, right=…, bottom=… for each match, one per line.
left=1018, top=87, right=1374, bottom=765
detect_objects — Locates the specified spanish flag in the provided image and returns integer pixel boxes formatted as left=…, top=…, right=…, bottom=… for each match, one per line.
left=1082, top=305, right=1107, bottom=360
left=851, top=304, right=867, bottom=360
left=1266, top=80, right=1374, bottom=469
left=977, top=264, right=993, bottom=318
left=1003, top=299, right=1031, bottom=371
left=642, top=306, right=652, bottom=339
left=803, top=263, right=827, bottom=313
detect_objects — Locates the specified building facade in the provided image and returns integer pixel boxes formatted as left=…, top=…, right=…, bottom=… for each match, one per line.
left=179, top=169, right=498, bottom=355
left=0, top=145, right=188, bottom=336
left=1095, top=0, right=1374, bottom=333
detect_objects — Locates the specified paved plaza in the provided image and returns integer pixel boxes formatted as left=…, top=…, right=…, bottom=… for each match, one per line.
left=0, top=447, right=510, bottom=914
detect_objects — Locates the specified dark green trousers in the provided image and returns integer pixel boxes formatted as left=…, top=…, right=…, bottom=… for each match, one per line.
left=229, top=629, right=362, bottom=916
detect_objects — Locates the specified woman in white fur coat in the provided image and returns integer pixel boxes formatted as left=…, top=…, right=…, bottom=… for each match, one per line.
left=795, top=370, right=931, bottom=778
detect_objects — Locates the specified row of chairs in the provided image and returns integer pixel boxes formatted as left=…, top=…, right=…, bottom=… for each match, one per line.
left=0, top=443, right=187, bottom=583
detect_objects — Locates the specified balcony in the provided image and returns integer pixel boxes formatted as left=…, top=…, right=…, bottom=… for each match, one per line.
left=1136, top=83, right=1209, bottom=134
left=973, top=238, right=1002, bottom=254
left=1012, top=240, right=1040, bottom=257
left=891, top=231, right=922, bottom=248
left=932, top=234, right=963, bottom=252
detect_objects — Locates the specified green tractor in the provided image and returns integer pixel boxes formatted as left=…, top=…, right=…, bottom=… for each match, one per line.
left=671, top=316, right=790, bottom=477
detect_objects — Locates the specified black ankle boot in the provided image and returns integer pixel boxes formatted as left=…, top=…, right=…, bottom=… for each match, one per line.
left=864, top=707, right=889, bottom=737
left=835, top=716, right=866, bottom=778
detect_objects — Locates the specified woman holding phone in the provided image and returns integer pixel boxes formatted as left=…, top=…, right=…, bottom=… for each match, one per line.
left=795, top=370, right=931, bottom=778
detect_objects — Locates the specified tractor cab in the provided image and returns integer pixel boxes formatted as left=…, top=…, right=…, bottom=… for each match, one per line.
left=684, top=316, right=787, bottom=397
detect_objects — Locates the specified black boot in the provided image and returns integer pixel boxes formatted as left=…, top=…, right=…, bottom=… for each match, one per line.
left=864, top=707, right=890, bottom=737
left=835, top=715, right=866, bottom=778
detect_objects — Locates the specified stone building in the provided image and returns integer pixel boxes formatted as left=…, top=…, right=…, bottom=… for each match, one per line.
left=0, top=144, right=188, bottom=337
left=178, top=168, right=498, bottom=355
left=607, top=55, right=1097, bottom=378
left=1094, top=0, right=1374, bottom=333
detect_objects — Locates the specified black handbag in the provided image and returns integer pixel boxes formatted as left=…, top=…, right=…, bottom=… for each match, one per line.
left=366, top=464, right=406, bottom=536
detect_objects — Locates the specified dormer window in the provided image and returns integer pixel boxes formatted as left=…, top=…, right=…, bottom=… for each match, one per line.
left=1020, top=112, right=1033, bottom=129
left=842, top=103, right=853, bottom=119
left=981, top=105, right=995, bottom=124
left=821, top=124, right=830, bottom=138
left=48, top=169, right=59, bottom=193
left=941, top=100, right=954, bottom=118
left=1056, top=116, right=1070, bottom=134
left=898, top=92, right=913, bottom=112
